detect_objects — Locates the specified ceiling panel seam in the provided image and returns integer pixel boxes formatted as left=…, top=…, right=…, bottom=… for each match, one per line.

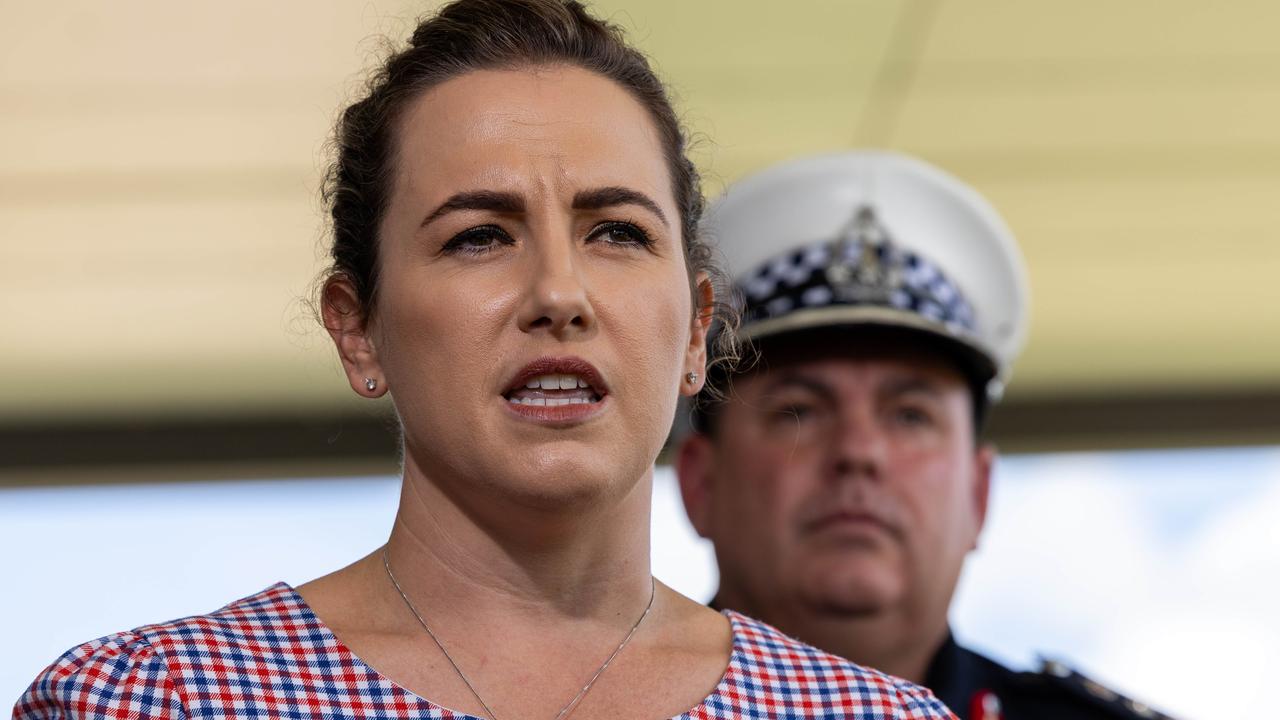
left=853, top=0, right=941, bottom=147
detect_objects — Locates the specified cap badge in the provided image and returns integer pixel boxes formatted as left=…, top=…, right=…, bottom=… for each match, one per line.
left=825, top=206, right=903, bottom=305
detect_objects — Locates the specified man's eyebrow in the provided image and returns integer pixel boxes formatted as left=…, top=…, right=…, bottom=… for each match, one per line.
left=763, top=373, right=834, bottom=399
left=573, top=186, right=669, bottom=228
left=420, top=190, right=525, bottom=229
left=882, top=376, right=945, bottom=398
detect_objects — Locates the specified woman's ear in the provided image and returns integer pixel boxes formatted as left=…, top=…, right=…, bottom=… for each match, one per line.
left=322, top=276, right=387, bottom=398
left=681, top=273, right=715, bottom=397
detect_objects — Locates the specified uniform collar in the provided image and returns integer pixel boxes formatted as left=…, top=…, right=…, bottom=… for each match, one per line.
left=925, top=630, right=968, bottom=710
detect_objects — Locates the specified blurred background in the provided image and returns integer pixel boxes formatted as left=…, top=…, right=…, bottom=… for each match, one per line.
left=2, top=1, right=1278, bottom=718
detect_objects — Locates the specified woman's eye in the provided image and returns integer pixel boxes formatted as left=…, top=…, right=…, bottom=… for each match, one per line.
left=589, top=221, right=653, bottom=248
left=441, top=225, right=513, bottom=255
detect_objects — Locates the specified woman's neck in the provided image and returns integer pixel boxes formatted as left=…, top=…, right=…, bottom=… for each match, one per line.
left=383, top=457, right=656, bottom=625
left=295, top=460, right=729, bottom=720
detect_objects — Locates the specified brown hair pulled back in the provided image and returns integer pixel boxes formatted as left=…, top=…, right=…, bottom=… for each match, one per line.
left=322, top=0, right=728, bottom=341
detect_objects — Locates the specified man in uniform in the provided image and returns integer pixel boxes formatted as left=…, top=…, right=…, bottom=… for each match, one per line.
left=676, top=152, right=1173, bottom=720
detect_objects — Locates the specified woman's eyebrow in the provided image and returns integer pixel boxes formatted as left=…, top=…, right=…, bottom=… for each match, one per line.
left=421, top=190, right=525, bottom=228
left=573, top=186, right=669, bottom=228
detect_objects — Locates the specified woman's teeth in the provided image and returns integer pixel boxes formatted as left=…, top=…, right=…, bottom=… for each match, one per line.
left=523, top=374, right=591, bottom=390
left=507, top=374, right=600, bottom=406
left=510, top=396, right=593, bottom=406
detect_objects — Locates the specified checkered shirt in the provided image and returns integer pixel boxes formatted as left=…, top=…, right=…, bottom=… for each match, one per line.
left=14, top=583, right=955, bottom=719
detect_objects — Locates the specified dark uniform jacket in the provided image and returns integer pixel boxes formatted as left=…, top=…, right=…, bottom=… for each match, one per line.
left=926, top=632, right=1175, bottom=720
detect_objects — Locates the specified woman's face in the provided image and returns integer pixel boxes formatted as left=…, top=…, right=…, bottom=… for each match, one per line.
left=333, top=66, right=706, bottom=506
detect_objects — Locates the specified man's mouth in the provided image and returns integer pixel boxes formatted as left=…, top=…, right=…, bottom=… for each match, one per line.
left=805, top=509, right=902, bottom=542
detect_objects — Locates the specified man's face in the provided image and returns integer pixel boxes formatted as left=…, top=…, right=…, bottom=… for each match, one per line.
left=678, top=335, right=993, bottom=626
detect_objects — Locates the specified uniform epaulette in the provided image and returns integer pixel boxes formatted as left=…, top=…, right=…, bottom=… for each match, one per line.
left=1037, top=659, right=1177, bottom=719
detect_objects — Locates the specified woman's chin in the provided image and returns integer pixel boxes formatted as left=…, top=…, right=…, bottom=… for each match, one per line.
left=497, top=447, right=651, bottom=508
left=405, top=415, right=662, bottom=511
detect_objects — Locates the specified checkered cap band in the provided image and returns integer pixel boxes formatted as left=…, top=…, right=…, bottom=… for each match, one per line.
left=738, top=237, right=977, bottom=338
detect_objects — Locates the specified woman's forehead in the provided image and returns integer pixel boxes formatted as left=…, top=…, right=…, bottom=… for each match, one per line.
left=392, top=66, right=672, bottom=203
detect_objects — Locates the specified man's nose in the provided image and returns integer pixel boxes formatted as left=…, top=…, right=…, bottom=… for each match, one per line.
left=830, top=406, right=888, bottom=480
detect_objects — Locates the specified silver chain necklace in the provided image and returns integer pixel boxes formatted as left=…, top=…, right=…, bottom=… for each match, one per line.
left=381, top=547, right=656, bottom=720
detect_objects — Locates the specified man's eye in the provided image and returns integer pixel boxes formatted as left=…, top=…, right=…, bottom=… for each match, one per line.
left=785, top=403, right=815, bottom=419
left=768, top=403, right=817, bottom=424
left=894, top=406, right=933, bottom=427
left=589, top=221, right=653, bottom=248
left=441, top=225, right=513, bottom=255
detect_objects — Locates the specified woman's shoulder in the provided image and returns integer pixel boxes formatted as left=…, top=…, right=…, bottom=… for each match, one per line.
left=13, top=629, right=184, bottom=720
left=135, top=581, right=320, bottom=645
left=104, top=582, right=322, bottom=658
left=719, top=610, right=957, bottom=719
left=14, top=584, right=342, bottom=720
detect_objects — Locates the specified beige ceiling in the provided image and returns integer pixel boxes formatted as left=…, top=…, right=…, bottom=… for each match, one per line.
left=3, top=0, right=1279, bottom=423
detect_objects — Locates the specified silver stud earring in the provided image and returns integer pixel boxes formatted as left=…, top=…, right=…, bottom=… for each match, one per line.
left=364, top=377, right=377, bottom=392
left=685, top=371, right=698, bottom=384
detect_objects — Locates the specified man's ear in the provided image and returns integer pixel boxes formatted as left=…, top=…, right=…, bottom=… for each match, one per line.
left=321, top=276, right=387, bottom=398
left=969, top=443, right=996, bottom=550
left=681, top=274, right=715, bottom=397
left=676, top=433, right=717, bottom=539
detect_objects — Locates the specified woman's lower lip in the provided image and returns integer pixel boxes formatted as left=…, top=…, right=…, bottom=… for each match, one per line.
left=502, top=396, right=608, bottom=424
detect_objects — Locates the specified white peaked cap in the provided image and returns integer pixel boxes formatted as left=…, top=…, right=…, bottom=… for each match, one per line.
left=704, top=150, right=1030, bottom=398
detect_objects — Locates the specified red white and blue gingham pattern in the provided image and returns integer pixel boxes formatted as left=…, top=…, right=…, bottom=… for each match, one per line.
left=15, top=583, right=955, bottom=719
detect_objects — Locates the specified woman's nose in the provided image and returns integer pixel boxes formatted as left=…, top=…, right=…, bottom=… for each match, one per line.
left=516, top=234, right=596, bottom=337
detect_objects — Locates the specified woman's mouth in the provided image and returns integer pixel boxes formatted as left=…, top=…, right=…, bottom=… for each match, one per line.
left=501, top=357, right=609, bottom=423
left=504, top=374, right=604, bottom=406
